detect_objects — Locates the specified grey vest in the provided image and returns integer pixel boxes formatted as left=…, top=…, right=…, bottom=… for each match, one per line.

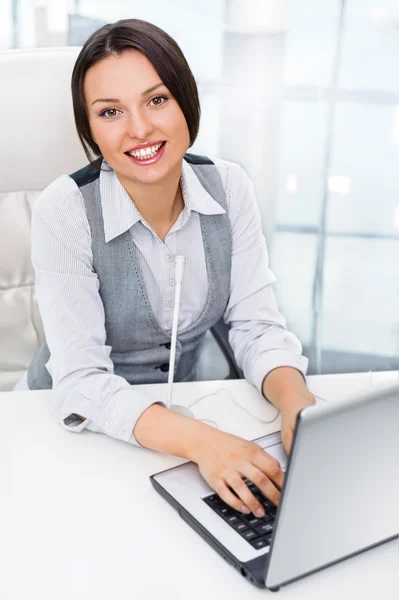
left=27, top=153, right=232, bottom=389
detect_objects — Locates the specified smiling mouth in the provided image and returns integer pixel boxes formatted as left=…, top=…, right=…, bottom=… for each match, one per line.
left=125, top=141, right=166, bottom=160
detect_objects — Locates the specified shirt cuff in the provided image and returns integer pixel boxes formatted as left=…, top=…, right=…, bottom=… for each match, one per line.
left=97, top=388, right=166, bottom=446
left=251, top=350, right=309, bottom=396
left=60, top=388, right=166, bottom=446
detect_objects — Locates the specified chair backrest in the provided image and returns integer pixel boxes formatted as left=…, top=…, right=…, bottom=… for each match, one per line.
left=0, top=47, right=87, bottom=390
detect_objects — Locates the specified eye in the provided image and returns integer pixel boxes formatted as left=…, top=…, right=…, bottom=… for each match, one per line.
left=148, top=95, right=169, bottom=107
left=99, top=108, right=122, bottom=119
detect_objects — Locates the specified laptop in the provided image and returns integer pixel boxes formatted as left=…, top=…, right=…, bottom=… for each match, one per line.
left=150, top=385, right=399, bottom=590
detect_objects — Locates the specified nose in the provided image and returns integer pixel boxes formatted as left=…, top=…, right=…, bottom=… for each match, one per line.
left=126, top=108, right=154, bottom=141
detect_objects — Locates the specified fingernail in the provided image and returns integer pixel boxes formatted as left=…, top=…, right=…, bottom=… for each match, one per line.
left=241, top=506, right=250, bottom=514
left=256, top=508, right=265, bottom=518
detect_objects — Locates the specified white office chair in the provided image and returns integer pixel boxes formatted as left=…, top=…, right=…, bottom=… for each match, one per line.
left=0, top=47, right=87, bottom=390
left=0, top=46, right=238, bottom=392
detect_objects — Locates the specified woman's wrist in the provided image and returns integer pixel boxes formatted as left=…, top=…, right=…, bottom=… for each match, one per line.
left=261, top=366, right=315, bottom=414
left=279, top=393, right=315, bottom=417
left=133, top=402, right=217, bottom=462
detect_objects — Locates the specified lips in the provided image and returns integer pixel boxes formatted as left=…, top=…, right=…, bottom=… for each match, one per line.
left=125, top=141, right=167, bottom=166
left=125, top=140, right=166, bottom=153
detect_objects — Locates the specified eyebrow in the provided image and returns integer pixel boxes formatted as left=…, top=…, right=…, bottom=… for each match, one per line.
left=91, top=83, right=164, bottom=106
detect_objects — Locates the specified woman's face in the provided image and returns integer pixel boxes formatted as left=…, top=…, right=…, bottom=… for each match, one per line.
left=84, top=49, right=191, bottom=186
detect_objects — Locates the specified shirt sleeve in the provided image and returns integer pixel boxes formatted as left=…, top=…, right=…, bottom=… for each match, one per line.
left=215, top=159, right=309, bottom=393
left=31, top=176, right=165, bottom=446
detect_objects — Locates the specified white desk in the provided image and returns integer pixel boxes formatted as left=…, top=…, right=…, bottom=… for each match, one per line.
left=1, top=372, right=398, bottom=600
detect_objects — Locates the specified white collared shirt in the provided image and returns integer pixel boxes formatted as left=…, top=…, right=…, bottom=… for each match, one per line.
left=100, top=158, right=225, bottom=332
left=18, top=156, right=308, bottom=445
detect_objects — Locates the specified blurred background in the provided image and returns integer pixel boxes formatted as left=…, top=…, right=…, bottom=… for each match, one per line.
left=1, top=0, right=399, bottom=376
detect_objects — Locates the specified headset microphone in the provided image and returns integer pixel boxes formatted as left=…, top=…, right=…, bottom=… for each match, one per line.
left=166, top=255, right=195, bottom=418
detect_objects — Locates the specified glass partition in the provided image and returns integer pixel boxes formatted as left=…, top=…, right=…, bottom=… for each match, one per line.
left=2, top=0, right=398, bottom=374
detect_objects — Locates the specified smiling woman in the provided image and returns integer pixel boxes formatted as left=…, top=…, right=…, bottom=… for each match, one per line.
left=71, top=19, right=199, bottom=160
left=70, top=20, right=199, bottom=229
left=22, top=18, right=314, bottom=519
left=80, top=49, right=190, bottom=227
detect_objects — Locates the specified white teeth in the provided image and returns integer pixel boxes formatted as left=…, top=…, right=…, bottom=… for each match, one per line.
left=128, top=142, right=163, bottom=159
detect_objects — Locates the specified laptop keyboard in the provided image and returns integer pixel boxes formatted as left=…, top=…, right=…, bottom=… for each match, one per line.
left=202, top=478, right=277, bottom=550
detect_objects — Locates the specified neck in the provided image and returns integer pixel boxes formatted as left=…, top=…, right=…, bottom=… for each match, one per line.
left=117, top=162, right=183, bottom=229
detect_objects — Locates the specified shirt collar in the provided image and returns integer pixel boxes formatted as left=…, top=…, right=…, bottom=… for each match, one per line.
left=100, top=157, right=225, bottom=243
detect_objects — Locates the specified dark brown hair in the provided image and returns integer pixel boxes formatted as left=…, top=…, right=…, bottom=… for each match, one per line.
left=71, top=18, right=201, bottom=164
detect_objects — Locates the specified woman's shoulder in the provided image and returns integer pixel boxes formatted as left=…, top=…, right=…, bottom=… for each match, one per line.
left=32, top=173, right=92, bottom=246
left=34, top=173, right=86, bottom=223
left=31, top=173, right=94, bottom=269
left=203, top=156, right=260, bottom=234
left=207, top=156, right=252, bottom=193
left=203, top=156, right=255, bottom=217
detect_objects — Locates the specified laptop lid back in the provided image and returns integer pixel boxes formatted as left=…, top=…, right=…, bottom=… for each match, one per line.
left=265, top=385, right=399, bottom=589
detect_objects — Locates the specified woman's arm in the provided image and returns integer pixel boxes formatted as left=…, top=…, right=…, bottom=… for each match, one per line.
left=262, top=366, right=315, bottom=453
left=262, top=366, right=313, bottom=412
left=134, top=402, right=285, bottom=517
left=133, top=403, right=213, bottom=460
left=216, top=159, right=314, bottom=450
left=31, top=176, right=165, bottom=446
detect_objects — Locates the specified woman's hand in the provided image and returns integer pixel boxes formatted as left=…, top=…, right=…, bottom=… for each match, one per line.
left=261, top=367, right=316, bottom=456
left=280, top=393, right=316, bottom=455
left=191, top=429, right=284, bottom=517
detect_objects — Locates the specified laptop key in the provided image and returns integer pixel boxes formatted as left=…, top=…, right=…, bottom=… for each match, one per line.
left=260, top=508, right=275, bottom=521
left=203, top=490, right=273, bottom=548
left=230, top=520, right=249, bottom=533
left=242, top=529, right=258, bottom=541
left=259, top=500, right=277, bottom=516
left=265, top=515, right=275, bottom=525
left=204, top=494, right=219, bottom=504
left=242, top=516, right=263, bottom=527
left=204, top=496, right=228, bottom=512
left=215, top=505, right=232, bottom=518
left=207, top=497, right=228, bottom=510
left=250, top=536, right=270, bottom=550
left=254, top=522, right=274, bottom=536
left=226, top=514, right=240, bottom=525
left=260, top=498, right=273, bottom=509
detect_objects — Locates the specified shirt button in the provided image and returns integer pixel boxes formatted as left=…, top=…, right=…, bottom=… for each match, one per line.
left=160, top=363, right=169, bottom=372
left=168, top=300, right=175, bottom=308
left=166, top=254, right=173, bottom=262
left=169, top=278, right=175, bottom=286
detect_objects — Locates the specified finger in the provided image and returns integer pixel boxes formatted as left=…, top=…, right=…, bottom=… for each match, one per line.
left=251, top=452, right=285, bottom=499
left=281, top=426, right=293, bottom=455
left=241, top=464, right=282, bottom=511
left=215, top=481, right=252, bottom=515
left=225, top=473, right=268, bottom=518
